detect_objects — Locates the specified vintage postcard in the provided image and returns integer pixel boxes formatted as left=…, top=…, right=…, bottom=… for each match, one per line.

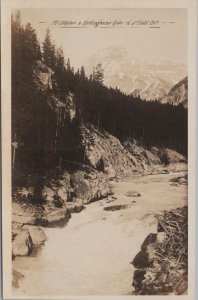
left=1, top=0, right=197, bottom=299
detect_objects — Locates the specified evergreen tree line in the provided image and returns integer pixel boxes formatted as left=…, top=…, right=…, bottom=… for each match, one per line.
left=12, top=11, right=187, bottom=183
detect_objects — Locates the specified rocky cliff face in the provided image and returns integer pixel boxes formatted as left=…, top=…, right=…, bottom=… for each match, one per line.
left=123, top=141, right=162, bottom=172
left=81, top=125, right=186, bottom=178
left=33, top=60, right=77, bottom=119
left=81, top=124, right=138, bottom=178
left=33, top=60, right=54, bottom=90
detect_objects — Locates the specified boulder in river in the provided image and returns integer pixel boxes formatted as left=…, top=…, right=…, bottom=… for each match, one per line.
left=125, top=190, right=141, bottom=197
left=141, top=232, right=167, bottom=250
left=132, top=249, right=153, bottom=268
left=66, top=198, right=84, bottom=213
left=12, top=230, right=33, bottom=256
left=41, top=206, right=71, bottom=227
left=23, top=225, right=46, bottom=245
left=141, top=233, right=157, bottom=250
left=103, top=204, right=131, bottom=211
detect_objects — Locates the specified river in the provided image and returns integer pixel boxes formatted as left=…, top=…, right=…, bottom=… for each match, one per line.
left=13, top=171, right=187, bottom=297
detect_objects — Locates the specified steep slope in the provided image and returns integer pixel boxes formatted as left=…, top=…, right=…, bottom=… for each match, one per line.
left=81, top=125, right=186, bottom=178
left=160, top=77, right=188, bottom=108
left=85, top=47, right=187, bottom=101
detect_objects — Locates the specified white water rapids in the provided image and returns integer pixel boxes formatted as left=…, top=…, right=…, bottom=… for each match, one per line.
left=13, top=171, right=187, bottom=297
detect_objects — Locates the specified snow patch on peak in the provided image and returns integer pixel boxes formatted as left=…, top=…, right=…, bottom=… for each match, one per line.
left=85, top=47, right=187, bottom=101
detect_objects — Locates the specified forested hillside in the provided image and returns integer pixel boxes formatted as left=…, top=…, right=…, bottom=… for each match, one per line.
left=12, top=12, right=187, bottom=193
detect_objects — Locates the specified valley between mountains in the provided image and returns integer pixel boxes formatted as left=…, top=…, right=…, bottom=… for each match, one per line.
left=11, top=11, right=188, bottom=296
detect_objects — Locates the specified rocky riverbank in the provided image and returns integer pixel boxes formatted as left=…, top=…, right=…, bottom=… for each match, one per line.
left=12, top=123, right=187, bottom=291
left=12, top=169, right=187, bottom=296
left=132, top=206, right=188, bottom=295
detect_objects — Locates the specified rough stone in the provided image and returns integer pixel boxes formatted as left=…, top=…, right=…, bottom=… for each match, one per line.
left=41, top=206, right=71, bottom=226
left=23, top=225, right=46, bottom=245
left=71, top=170, right=111, bottom=204
left=12, top=230, right=33, bottom=256
left=33, top=60, right=54, bottom=90
left=132, top=249, right=153, bottom=268
left=81, top=124, right=138, bottom=178
left=141, top=233, right=157, bottom=250
left=66, top=199, right=84, bottom=213
left=160, top=148, right=186, bottom=164
left=156, top=232, right=167, bottom=244
left=12, top=202, right=39, bottom=225
left=125, top=190, right=141, bottom=197
left=133, top=270, right=146, bottom=290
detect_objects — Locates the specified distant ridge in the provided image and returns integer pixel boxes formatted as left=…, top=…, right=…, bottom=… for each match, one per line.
left=160, top=77, right=188, bottom=108
left=85, top=46, right=187, bottom=101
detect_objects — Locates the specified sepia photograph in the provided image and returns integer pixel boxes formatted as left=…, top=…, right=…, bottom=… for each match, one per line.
left=1, top=0, right=197, bottom=299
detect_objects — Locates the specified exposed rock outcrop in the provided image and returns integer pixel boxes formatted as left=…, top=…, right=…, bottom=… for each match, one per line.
left=12, top=166, right=112, bottom=257
left=81, top=124, right=138, bottom=178
left=33, top=60, right=54, bottom=90
left=12, top=202, right=42, bottom=226
left=159, top=148, right=186, bottom=164
left=123, top=140, right=162, bottom=171
left=71, top=169, right=111, bottom=204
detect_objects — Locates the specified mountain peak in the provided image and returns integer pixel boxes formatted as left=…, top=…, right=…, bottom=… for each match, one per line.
left=85, top=47, right=187, bottom=101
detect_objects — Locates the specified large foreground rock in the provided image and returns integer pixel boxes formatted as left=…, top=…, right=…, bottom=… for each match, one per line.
left=23, top=225, right=46, bottom=244
left=133, top=232, right=167, bottom=268
left=12, top=230, right=33, bottom=256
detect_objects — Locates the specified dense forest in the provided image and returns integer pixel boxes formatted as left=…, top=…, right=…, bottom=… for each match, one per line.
left=12, top=11, right=187, bottom=181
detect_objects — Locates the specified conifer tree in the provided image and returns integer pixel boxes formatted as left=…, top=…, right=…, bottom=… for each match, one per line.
left=24, top=23, right=41, bottom=63
left=93, top=63, right=104, bottom=84
left=66, top=58, right=71, bottom=71
left=55, top=47, right=65, bottom=71
left=43, top=28, right=56, bottom=68
left=80, top=66, right=86, bottom=79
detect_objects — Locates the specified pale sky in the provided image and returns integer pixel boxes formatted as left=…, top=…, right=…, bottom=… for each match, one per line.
left=18, top=8, right=187, bottom=70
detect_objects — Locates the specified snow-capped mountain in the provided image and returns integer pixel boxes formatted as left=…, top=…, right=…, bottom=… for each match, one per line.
left=160, top=77, right=188, bottom=108
left=85, top=47, right=187, bottom=101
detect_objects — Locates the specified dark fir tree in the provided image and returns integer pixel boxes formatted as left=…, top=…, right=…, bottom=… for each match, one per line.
left=80, top=66, right=86, bottom=79
left=42, top=28, right=56, bottom=68
left=93, top=63, right=104, bottom=84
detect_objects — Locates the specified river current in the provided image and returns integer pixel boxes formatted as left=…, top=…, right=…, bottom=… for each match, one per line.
left=13, top=171, right=187, bottom=297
